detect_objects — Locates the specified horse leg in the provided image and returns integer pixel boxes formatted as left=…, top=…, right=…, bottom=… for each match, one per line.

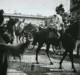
left=69, top=51, right=77, bottom=72
left=36, top=43, right=43, bottom=64
left=59, top=50, right=68, bottom=69
left=32, top=41, right=37, bottom=50
left=46, top=44, right=53, bottom=65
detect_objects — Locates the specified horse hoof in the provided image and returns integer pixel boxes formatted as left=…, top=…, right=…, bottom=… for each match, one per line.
left=50, top=62, right=53, bottom=65
left=73, top=69, right=77, bottom=73
left=58, top=66, right=62, bottom=69
left=36, top=62, right=39, bottom=64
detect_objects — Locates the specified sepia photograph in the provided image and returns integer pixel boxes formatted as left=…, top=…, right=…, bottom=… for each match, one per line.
left=0, top=0, right=80, bottom=75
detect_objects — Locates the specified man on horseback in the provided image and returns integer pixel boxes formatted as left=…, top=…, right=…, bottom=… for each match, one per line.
left=48, top=4, right=65, bottom=39
left=48, top=14, right=64, bottom=39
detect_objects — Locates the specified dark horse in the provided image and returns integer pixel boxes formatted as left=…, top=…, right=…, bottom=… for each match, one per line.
left=32, top=18, right=79, bottom=72
left=59, top=19, right=79, bottom=72
left=32, top=28, right=59, bottom=65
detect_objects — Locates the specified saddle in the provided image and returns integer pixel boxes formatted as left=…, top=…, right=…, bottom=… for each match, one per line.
left=49, top=29, right=59, bottom=39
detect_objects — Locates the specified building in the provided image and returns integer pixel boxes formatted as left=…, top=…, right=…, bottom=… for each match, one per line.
left=70, top=0, right=80, bottom=18
left=3, top=13, right=47, bottom=26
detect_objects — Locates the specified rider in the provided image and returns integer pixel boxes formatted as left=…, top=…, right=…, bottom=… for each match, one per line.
left=48, top=14, right=64, bottom=39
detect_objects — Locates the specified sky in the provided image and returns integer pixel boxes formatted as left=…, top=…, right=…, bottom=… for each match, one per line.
left=0, top=0, right=70, bottom=16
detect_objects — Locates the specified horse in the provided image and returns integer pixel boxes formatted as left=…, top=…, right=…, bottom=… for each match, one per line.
left=59, top=19, right=80, bottom=72
left=32, top=27, right=60, bottom=65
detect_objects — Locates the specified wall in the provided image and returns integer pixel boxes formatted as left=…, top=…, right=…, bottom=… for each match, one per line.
left=3, top=14, right=46, bottom=26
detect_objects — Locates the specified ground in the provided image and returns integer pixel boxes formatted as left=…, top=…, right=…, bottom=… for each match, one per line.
left=7, top=45, right=80, bottom=75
